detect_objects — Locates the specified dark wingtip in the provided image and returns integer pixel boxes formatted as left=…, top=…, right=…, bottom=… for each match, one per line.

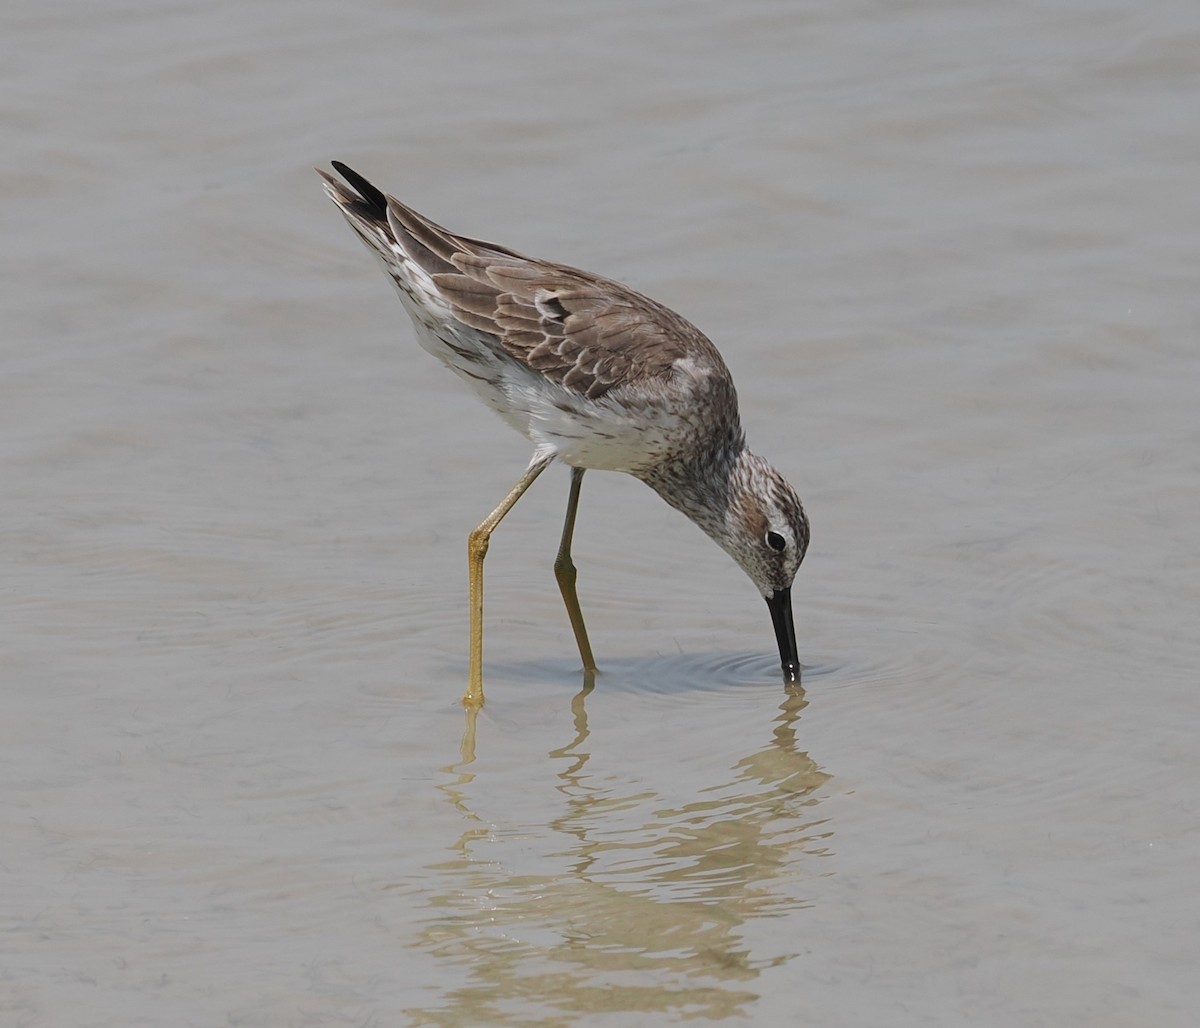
left=330, top=161, right=389, bottom=220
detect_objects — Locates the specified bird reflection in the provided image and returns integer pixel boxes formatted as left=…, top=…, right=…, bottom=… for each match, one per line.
left=421, top=671, right=830, bottom=1023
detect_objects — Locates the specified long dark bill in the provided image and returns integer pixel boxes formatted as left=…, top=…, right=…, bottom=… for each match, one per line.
left=766, top=587, right=800, bottom=683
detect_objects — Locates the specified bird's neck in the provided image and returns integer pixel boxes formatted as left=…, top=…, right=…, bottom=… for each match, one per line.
left=639, top=425, right=748, bottom=545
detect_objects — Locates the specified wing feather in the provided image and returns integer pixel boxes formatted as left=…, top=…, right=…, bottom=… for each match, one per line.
left=434, top=256, right=726, bottom=400
left=324, top=163, right=730, bottom=402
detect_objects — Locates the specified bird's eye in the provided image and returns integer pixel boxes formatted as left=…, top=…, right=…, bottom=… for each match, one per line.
left=765, top=531, right=786, bottom=552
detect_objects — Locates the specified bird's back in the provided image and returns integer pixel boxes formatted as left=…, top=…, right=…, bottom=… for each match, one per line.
left=320, top=163, right=742, bottom=474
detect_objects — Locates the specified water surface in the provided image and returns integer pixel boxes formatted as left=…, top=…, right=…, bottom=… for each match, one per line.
left=4, top=0, right=1199, bottom=1024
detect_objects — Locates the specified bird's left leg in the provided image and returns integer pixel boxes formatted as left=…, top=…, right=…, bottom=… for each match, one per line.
left=553, top=467, right=597, bottom=676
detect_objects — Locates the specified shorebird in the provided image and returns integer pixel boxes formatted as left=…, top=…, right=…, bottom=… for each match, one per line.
left=319, top=162, right=809, bottom=707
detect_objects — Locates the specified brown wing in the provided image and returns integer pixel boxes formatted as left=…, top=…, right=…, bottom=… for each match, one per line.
left=438, top=255, right=725, bottom=400
left=376, top=190, right=728, bottom=401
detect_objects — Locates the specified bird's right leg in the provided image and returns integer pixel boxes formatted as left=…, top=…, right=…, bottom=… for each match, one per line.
left=465, top=453, right=552, bottom=708
left=554, top=466, right=598, bottom=676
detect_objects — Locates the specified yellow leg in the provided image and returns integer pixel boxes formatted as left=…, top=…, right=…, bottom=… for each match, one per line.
left=464, top=454, right=552, bottom=707
left=554, top=467, right=598, bottom=674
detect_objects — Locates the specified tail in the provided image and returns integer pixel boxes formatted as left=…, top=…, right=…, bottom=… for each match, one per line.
left=323, top=160, right=389, bottom=222
left=318, top=162, right=533, bottom=276
left=321, top=162, right=517, bottom=282
left=316, top=163, right=527, bottom=410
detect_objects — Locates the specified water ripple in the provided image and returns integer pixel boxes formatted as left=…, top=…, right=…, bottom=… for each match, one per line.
left=488, top=649, right=843, bottom=700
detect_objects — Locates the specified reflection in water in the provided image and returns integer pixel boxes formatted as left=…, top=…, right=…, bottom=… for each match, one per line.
left=411, top=682, right=831, bottom=1023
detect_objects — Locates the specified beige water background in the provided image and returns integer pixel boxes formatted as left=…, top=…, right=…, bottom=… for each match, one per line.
left=4, top=1, right=1199, bottom=1024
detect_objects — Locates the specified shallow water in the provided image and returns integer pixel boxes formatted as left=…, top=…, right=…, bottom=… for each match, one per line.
left=4, top=0, right=1200, bottom=1024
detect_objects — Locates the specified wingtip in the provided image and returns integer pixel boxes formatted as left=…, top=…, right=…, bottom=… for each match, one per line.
left=325, top=160, right=389, bottom=218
